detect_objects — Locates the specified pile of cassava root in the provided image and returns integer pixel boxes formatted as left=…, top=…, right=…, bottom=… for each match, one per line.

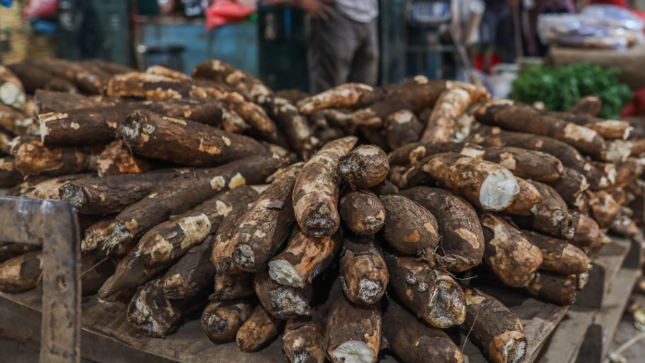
left=0, top=57, right=643, bottom=363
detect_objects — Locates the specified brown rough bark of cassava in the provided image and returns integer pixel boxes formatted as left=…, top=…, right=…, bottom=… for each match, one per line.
left=0, top=129, right=12, bottom=155
left=236, top=305, right=285, bottom=352
left=297, top=83, right=377, bottom=115
left=338, top=145, right=389, bottom=189
left=325, top=280, right=382, bottom=363
left=6, top=63, right=78, bottom=93
left=388, top=140, right=471, bottom=167
left=0, top=156, right=24, bottom=188
left=545, top=167, right=588, bottom=205
left=145, top=65, right=192, bottom=80
left=339, top=234, right=388, bottom=305
left=401, top=152, right=520, bottom=211
left=569, top=96, right=601, bottom=116
left=515, top=182, right=574, bottom=240
left=17, top=173, right=92, bottom=200
left=525, top=271, right=577, bottom=306
left=34, top=90, right=119, bottom=114
left=96, top=140, right=155, bottom=177
left=31, top=58, right=110, bottom=94
left=268, top=229, right=341, bottom=288
left=192, top=59, right=272, bottom=100
left=420, top=87, right=475, bottom=143
left=383, top=297, right=465, bottom=363
left=293, top=136, right=358, bottom=237
left=0, top=65, right=26, bottom=111
left=0, top=251, right=42, bottom=293
left=81, top=215, right=117, bottom=253
left=339, top=190, right=385, bottom=236
left=606, top=159, right=643, bottom=191
left=384, top=252, right=466, bottom=328
left=127, top=278, right=208, bottom=337
left=569, top=212, right=602, bottom=248
left=104, top=156, right=285, bottom=250
left=201, top=299, right=254, bottom=342
left=231, top=163, right=302, bottom=272
left=283, top=315, right=326, bottom=363
left=587, top=190, right=621, bottom=228
left=59, top=171, right=177, bottom=215
left=256, top=94, right=317, bottom=160
left=479, top=146, right=564, bottom=182
left=504, top=178, right=542, bottom=216
left=521, top=230, right=589, bottom=275
left=383, top=109, right=423, bottom=150
left=11, top=136, right=103, bottom=176
left=481, top=214, right=543, bottom=288
left=380, top=195, right=439, bottom=260
left=399, top=187, right=485, bottom=272
left=0, top=242, right=39, bottom=264
left=212, top=273, right=255, bottom=301
left=0, top=103, right=33, bottom=134
left=117, top=110, right=269, bottom=167
left=255, top=268, right=313, bottom=319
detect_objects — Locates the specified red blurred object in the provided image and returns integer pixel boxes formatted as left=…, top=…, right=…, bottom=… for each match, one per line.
left=620, top=88, right=645, bottom=117
left=206, top=0, right=256, bottom=29
left=23, top=0, right=58, bottom=19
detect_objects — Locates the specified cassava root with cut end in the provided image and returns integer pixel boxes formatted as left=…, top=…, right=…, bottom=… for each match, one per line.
left=0, top=65, right=26, bottom=110
left=283, top=316, right=326, bottom=363
left=325, top=280, right=382, bottom=363
left=420, top=87, right=475, bottom=143
left=588, top=190, right=621, bottom=229
left=399, top=187, right=485, bottom=272
left=569, top=96, right=601, bottom=116
left=212, top=273, right=255, bottom=301
left=293, top=136, right=358, bottom=237
left=478, top=146, right=564, bottom=182
left=268, top=230, right=341, bottom=288
left=383, top=297, right=465, bottom=363
left=525, top=271, right=577, bottom=306
left=0, top=251, right=42, bottom=293
left=297, top=83, right=376, bottom=115
left=384, top=109, right=423, bottom=150
left=201, top=299, right=254, bottom=342
left=340, top=234, right=388, bottom=305
left=522, top=230, right=589, bottom=275
left=339, top=190, right=385, bottom=236
left=255, top=268, right=313, bottom=319
left=569, top=212, right=601, bottom=248
left=387, top=140, right=472, bottom=167
left=401, top=152, right=520, bottom=211
left=515, top=182, right=573, bottom=240
left=338, top=145, right=389, bottom=189
left=504, top=178, right=542, bottom=216
left=96, top=140, right=154, bottom=177
left=462, top=286, right=527, bottom=363
left=236, top=305, right=285, bottom=352
left=11, top=136, right=103, bottom=176
left=481, top=214, right=543, bottom=288
left=545, top=167, right=588, bottom=205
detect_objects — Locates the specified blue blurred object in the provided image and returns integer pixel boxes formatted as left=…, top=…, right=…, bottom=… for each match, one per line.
left=31, top=19, right=60, bottom=34
left=1, top=0, right=13, bottom=8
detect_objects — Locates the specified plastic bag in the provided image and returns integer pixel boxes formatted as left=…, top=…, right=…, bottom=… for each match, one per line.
left=581, top=4, right=644, bottom=31
left=206, top=0, right=256, bottom=29
left=23, top=0, right=58, bottom=19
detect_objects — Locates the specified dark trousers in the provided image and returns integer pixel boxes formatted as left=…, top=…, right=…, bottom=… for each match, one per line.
left=308, top=10, right=379, bottom=94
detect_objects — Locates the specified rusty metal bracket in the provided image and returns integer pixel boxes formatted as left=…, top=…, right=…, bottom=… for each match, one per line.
left=0, top=197, right=80, bottom=363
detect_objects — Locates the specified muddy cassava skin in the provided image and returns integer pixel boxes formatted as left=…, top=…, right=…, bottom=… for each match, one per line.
left=192, top=59, right=272, bottom=100
left=297, top=83, right=377, bottom=115
left=481, top=214, right=543, bottom=288
left=0, top=156, right=25, bottom=188
left=388, top=141, right=471, bottom=167
left=521, top=230, right=589, bottom=275
left=0, top=129, right=12, bottom=155
left=17, top=173, right=91, bottom=200
left=11, top=136, right=103, bottom=176
left=104, top=156, right=285, bottom=250
left=340, top=235, right=388, bottom=305
left=212, top=273, right=255, bottom=301
left=380, top=195, right=439, bottom=260
left=283, top=316, right=326, bottom=363
left=359, top=126, right=390, bottom=152
left=569, top=212, right=601, bottom=248
left=547, top=109, right=629, bottom=140
left=480, top=146, right=564, bottom=182
left=31, top=58, right=109, bottom=94
left=468, top=125, right=604, bottom=190
left=421, top=87, right=473, bottom=143
left=96, top=140, right=155, bottom=177
left=461, top=287, right=527, bottom=363
left=383, top=297, right=464, bottom=363
left=569, top=96, right=601, bottom=116
left=117, top=110, right=269, bottom=167
left=81, top=215, right=117, bottom=253
left=338, top=145, right=389, bottom=189
left=0, top=251, right=42, bottom=293
left=202, top=299, right=254, bottom=342
left=339, top=190, right=385, bottom=236
left=474, top=100, right=605, bottom=157
left=255, top=268, right=313, bottom=319
left=587, top=190, right=621, bottom=228
left=384, top=252, right=466, bottom=328
left=293, top=137, right=358, bottom=237
left=34, top=90, right=120, bottom=114
left=504, top=178, right=542, bottom=216
left=256, top=94, right=317, bottom=160
left=86, top=59, right=136, bottom=75
left=606, top=159, right=643, bottom=191
left=401, top=152, right=520, bottom=212
left=0, top=242, right=39, bottom=264
left=515, top=182, right=573, bottom=240
left=145, top=65, right=191, bottom=80
left=140, top=186, right=260, bottom=267
left=399, top=187, right=485, bottom=272
left=383, top=109, right=423, bottom=150
left=268, top=230, right=341, bottom=288
left=318, top=108, right=356, bottom=135
left=6, top=63, right=78, bottom=93
left=231, top=163, right=302, bottom=272
left=0, top=103, right=33, bottom=134
left=59, top=171, right=177, bottom=215
left=0, top=65, right=26, bottom=111
left=371, top=180, right=399, bottom=197
left=236, top=305, right=285, bottom=352
left=40, top=98, right=224, bottom=147
left=545, top=167, right=588, bottom=205
left=525, top=271, right=577, bottom=306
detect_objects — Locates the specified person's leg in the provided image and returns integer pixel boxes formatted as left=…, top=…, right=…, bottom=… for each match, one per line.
left=347, top=18, right=379, bottom=86
left=308, top=10, right=359, bottom=94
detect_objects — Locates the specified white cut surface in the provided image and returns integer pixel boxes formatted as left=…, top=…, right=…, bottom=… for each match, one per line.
left=480, top=170, right=519, bottom=211
left=333, top=341, right=375, bottom=363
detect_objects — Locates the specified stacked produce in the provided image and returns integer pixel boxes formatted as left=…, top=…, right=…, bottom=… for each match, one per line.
left=0, top=58, right=642, bottom=363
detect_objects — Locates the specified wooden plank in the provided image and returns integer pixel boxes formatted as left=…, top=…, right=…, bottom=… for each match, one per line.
left=534, top=306, right=595, bottom=363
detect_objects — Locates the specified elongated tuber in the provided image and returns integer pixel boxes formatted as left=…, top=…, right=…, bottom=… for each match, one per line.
left=340, top=235, right=388, bottom=305
left=202, top=299, right=254, bottom=342
left=522, top=230, right=589, bottom=274
left=236, top=305, right=285, bottom=352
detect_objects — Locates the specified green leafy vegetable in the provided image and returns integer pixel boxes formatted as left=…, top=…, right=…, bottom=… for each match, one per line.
left=510, top=63, right=632, bottom=119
